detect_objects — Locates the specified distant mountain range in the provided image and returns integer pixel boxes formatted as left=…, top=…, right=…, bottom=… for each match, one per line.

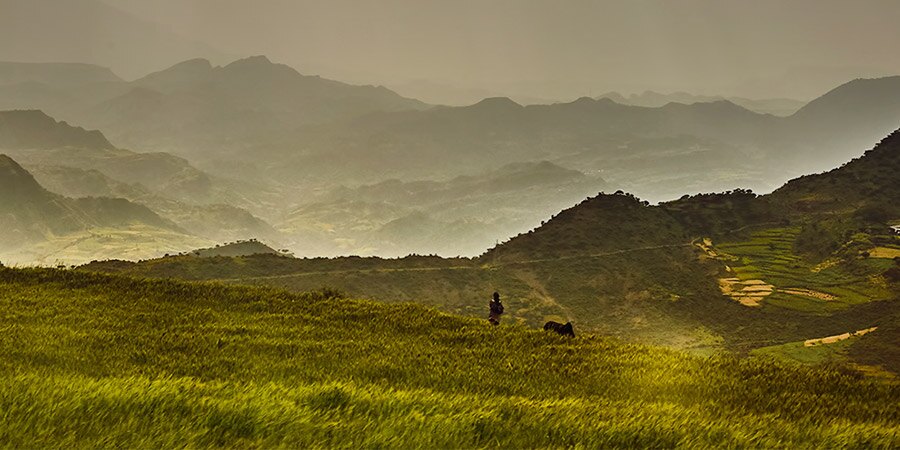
left=0, top=61, right=121, bottom=86
left=2, top=57, right=900, bottom=260
left=279, top=160, right=607, bottom=257
left=257, top=75, right=900, bottom=202
left=0, top=111, right=282, bottom=262
left=0, top=154, right=184, bottom=254
left=0, top=56, right=428, bottom=158
left=2, top=56, right=899, bottom=203
left=0, top=0, right=226, bottom=79
left=597, top=91, right=806, bottom=116
left=0, top=110, right=113, bottom=150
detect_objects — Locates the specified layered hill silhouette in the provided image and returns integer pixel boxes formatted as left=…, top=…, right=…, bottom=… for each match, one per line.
left=3, top=58, right=900, bottom=262
left=0, top=111, right=283, bottom=259
left=0, top=56, right=428, bottom=157
left=84, top=128, right=900, bottom=372
left=597, top=90, right=806, bottom=116
left=0, top=154, right=179, bottom=253
left=785, top=76, right=900, bottom=166
left=0, top=61, right=122, bottom=86
left=0, top=109, right=276, bottom=205
left=280, top=161, right=608, bottom=257
left=0, top=110, right=113, bottom=149
left=0, top=0, right=225, bottom=79
left=255, top=76, right=900, bottom=202
left=3, top=57, right=899, bottom=203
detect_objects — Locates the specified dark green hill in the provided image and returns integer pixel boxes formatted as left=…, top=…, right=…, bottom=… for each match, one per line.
left=189, top=240, right=283, bottom=258
left=1, top=266, right=897, bottom=447
left=769, top=128, right=900, bottom=216
left=483, top=192, right=688, bottom=263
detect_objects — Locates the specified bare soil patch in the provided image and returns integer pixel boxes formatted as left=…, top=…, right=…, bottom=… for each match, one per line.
left=804, top=327, right=878, bottom=347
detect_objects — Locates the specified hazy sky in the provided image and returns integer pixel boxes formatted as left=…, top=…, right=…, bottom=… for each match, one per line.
left=11, top=0, right=900, bottom=100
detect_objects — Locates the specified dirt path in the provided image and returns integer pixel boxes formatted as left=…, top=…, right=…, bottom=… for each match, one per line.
left=218, top=242, right=696, bottom=282
left=493, top=243, right=694, bottom=267
left=781, top=288, right=836, bottom=300
left=216, top=264, right=479, bottom=282
left=804, top=327, right=878, bottom=347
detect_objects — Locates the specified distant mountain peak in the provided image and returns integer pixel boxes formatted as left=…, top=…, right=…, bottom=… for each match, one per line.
left=217, top=55, right=307, bottom=81
left=596, top=91, right=627, bottom=103
left=592, top=97, right=620, bottom=106
left=469, top=97, right=523, bottom=110
left=161, top=58, right=213, bottom=73
left=792, top=75, right=900, bottom=119
left=660, top=99, right=748, bottom=112
left=237, top=55, right=272, bottom=65
left=571, top=96, right=596, bottom=105
left=134, top=58, right=214, bottom=92
left=223, top=55, right=277, bottom=71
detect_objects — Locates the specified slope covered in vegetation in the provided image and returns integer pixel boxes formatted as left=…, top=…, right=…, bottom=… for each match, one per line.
left=0, top=266, right=898, bottom=448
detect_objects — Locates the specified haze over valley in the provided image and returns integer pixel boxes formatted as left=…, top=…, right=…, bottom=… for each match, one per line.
left=3, top=54, right=900, bottom=261
left=1, top=1, right=899, bottom=447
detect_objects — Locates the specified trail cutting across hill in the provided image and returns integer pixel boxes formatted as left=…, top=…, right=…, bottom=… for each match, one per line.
left=216, top=242, right=696, bottom=282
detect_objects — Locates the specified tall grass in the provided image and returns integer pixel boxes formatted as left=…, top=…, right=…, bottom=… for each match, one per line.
left=0, top=267, right=898, bottom=448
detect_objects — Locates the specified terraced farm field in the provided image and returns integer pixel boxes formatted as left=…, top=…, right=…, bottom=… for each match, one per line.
left=715, top=227, right=892, bottom=313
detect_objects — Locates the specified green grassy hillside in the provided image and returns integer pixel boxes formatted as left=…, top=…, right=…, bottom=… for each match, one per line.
left=0, top=266, right=897, bottom=448
left=80, top=128, right=900, bottom=372
left=82, top=244, right=729, bottom=348
left=189, top=239, right=283, bottom=258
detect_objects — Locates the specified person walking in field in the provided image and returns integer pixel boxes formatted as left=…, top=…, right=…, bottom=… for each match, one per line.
left=488, top=291, right=504, bottom=325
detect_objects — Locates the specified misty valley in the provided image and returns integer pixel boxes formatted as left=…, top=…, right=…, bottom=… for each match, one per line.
left=0, top=1, right=899, bottom=448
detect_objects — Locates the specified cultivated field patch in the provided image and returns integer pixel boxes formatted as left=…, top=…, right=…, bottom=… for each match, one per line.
left=712, top=228, right=891, bottom=311
left=805, top=327, right=878, bottom=347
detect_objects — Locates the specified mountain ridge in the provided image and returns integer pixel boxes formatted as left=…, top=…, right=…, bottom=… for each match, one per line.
left=0, top=109, right=114, bottom=149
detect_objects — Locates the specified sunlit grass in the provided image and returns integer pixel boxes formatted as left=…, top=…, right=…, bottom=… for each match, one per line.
left=0, top=267, right=898, bottom=447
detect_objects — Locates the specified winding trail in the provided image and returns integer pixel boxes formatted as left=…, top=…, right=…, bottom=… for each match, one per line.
left=217, top=242, right=696, bottom=282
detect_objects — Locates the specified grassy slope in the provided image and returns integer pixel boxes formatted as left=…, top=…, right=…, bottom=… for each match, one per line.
left=1, top=266, right=898, bottom=448
left=78, top=130, right=900, bottom=370
left=83, top=245, right=729, bottom=348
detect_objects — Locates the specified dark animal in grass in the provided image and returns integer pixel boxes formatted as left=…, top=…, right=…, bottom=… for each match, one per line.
left=543, top=321, right=575, bottom=338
